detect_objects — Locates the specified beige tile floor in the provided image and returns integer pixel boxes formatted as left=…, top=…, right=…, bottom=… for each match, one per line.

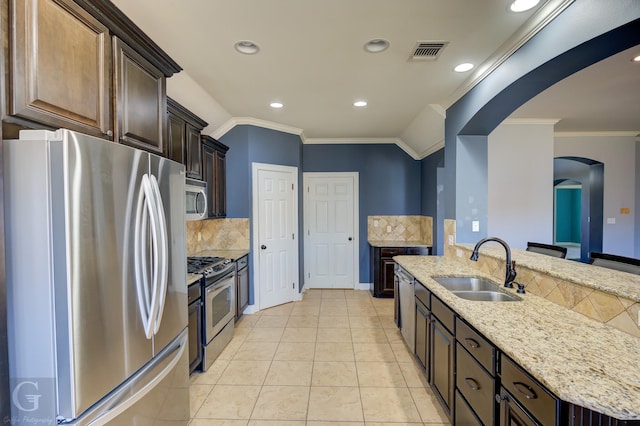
left=189, top=289, right=449, bottom=425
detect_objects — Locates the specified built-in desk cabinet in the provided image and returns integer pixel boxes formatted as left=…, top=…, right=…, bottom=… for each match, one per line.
left=371, top=246, right=430, bottom=297
left=3, top=0, right=181, bottom=153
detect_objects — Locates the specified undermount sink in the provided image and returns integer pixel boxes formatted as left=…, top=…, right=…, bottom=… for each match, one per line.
left=432, top=276, right=501, bottom=292
left=432, top=276, right=521, bottom=302
left=452, top=290, right=521, bottom=302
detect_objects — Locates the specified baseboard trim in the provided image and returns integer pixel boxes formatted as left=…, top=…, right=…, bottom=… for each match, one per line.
left=356, top=283, right=371, bottom=291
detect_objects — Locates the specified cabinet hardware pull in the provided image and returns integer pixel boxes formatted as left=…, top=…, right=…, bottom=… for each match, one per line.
left=513, top=382, right=538, bottom=399
left=464, top=377, right=481, bottom=391
left=464, top=337, right=480, bottom=348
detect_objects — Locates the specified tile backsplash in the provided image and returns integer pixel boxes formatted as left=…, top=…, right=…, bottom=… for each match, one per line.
left=367, top=215, right=432, bottom=244
left=186, top=218, right=250, bottom=255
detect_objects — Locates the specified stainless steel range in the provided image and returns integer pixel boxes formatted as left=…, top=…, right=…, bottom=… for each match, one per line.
left=187, top=256, right=236, bottom=371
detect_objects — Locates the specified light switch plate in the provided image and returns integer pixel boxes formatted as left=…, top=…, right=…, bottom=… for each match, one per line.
left=374, top=220, right=379, bottom=227
left=448, top=235, right=454, bottom=245
left=456, top=249, right=463, bottom=257
left=386, top=225, right=392, bottom=233
left=607, top=218, right=616, bottom=224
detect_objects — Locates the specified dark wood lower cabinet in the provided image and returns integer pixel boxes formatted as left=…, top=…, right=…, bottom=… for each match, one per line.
left=499, top=388, right=538, bottom=426
left=455, top=390, right=482, bottom=426
left=236, top=255, right=249, bottom=320
left=430, top=316, right=454, bottom=417
left=371, top=246, right=430, bottom=297
left=415, top=297, right=429, bottom=372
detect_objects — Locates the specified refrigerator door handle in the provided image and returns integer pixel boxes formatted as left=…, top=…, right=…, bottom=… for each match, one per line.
left=135, top=174, right=161, bottom=339
left=149, top=174, right=169, bottom=334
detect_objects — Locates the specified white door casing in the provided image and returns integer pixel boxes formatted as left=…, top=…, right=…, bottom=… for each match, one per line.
left=252, top=162, right=299, bottom=310
left=303, top=172, right=359, bottom=289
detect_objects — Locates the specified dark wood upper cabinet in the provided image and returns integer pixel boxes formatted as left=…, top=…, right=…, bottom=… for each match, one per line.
left=3, top=0, right=182, bottom=152
left=8, top=0, right=112, bottom=138
left=167, top=97, right=207, bottom=178
left=202, top=135, right=228, bottom=218
left=114, top=37, right=166, bottom=154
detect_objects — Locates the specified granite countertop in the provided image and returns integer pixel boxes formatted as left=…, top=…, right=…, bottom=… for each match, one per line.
left=458, top=243, right=640, bottom=302
left=393, top=255, right=640, bottom=420
left=368, top=240, right=431, bottom=248
left=192, top=248, right=250, bottom=261
left=187, top=273, right=202, bottom=286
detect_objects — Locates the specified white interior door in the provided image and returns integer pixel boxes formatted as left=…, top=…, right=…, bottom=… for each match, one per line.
left=253, top=163, right=298, bottom=310
left=304, top=173, right=358, bottom=289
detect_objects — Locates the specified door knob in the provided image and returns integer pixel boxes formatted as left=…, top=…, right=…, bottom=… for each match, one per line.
left=261, top=245, right=267, bottom=250
left=348, top=237, right=353, bottom=241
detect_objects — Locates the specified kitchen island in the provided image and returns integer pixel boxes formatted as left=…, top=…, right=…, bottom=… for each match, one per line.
left=394, top=254, right=640, bottom=421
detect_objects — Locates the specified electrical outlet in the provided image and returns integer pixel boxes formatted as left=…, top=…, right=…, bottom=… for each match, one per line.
left=374, top=220, right=379, bottom=227
left=197, top=232, right=202, bottom=241
left=472, top=221, right=480, bottom=232
left=448, top=235, right=454, bottom=246
left=386, top=225, right=392, bottom=233
left=456, top=249, right=463, bottom=257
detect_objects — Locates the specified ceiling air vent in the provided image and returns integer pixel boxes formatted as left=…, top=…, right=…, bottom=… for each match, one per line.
left=410, top=41, right=448, bottom=61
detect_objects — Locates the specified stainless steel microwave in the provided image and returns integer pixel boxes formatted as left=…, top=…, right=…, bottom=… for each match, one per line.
left=185, top=178, right=207, bottom=220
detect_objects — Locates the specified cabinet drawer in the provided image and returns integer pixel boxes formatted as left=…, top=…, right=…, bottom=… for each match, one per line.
left=456, top=318, right=495, bottom=375
left=456, top=344, right=496, bottom=426
left=405, top=246, right=430, bottom=255
left=455, top=390, right=482, bottom=426
left=415, top=281, right=430, bottom=308
left=380, top=247, right=406, bottom=257
left=501, top=355, right=558, bottom=426
left=431, top=296, right=454, bottom=333
left=236, top=255, right=248, bottom=270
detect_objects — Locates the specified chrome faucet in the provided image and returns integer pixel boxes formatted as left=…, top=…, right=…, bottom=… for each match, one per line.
left=470, top=237, right=517, bottom=288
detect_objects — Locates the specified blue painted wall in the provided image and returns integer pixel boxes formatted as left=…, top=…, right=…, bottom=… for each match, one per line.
left=421, top=149, right=444, bottom=254
left=444, top=4, right=640, bottom=248
left=303, top=144, right=421, bottom=282
left=220, top=125, right=303, bottom=303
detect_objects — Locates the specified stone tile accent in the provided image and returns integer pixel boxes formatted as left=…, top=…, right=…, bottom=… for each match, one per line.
left=368, top=215, right=432, bottom=244
left=186, top=218, right=249, bottom=254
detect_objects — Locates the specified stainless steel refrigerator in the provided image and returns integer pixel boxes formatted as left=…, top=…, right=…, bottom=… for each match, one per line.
left=3, top=129, right=189, bottom=425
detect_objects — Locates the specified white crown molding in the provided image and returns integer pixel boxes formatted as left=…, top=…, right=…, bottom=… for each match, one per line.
left=305, top=137, right=421, bottom=160
left=502, top=118, right=561, bottom=125
left=210, top=116, right=306, bottom=141
left=419, top=140, right=445, bottom=159
left=554, top=131, right=640, bottom=138
left=441, top=0, right=575, bottom=110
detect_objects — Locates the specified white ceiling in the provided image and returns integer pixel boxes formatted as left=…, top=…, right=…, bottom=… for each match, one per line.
left=111, top=1, right=640, bottom=158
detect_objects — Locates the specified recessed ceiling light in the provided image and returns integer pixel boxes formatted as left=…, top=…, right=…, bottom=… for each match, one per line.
left=509, top=0, right=540, bottom=12
left=353, top=100, right=368, bottom=107
left=235, top=40, right=259, bottom=55
left=364, top=39, right=389, bottom=53
left=269, top=102, right=284, bottom=109
left=632, top=55, right=640, bottom=62
left=454, top=63, right=474, bottom=72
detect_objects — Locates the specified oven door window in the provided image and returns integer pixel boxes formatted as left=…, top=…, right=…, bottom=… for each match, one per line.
left=211, top=286, right=232, bottom=326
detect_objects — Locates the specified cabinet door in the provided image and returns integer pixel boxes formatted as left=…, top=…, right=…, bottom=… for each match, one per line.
left=202, top=142, right=215, bottom=218
left=114, top=37, right=166, bottom=154
left=415, top=299, right=429, bottom=373
left=214, top=150, right=226, bottom=216
left=167, top=112, right=185, bottom=163
left=237, top=264, right=249, bottom=319
left=186, top=124, right=202, bottom=179
left=381, top=257, right=396, bottom=296
left=499, top=388, right=539, bottom=426
left=10, top=0, right=111, bottom=138
left=430, top=317, right=454, bottom=417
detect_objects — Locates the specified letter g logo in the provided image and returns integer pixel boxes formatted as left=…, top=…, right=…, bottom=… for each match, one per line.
left=12, top=381, right=42, bottom=412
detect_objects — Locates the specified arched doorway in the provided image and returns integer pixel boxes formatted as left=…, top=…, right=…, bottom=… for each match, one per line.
left=553, top=157, right=604, bottom=262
